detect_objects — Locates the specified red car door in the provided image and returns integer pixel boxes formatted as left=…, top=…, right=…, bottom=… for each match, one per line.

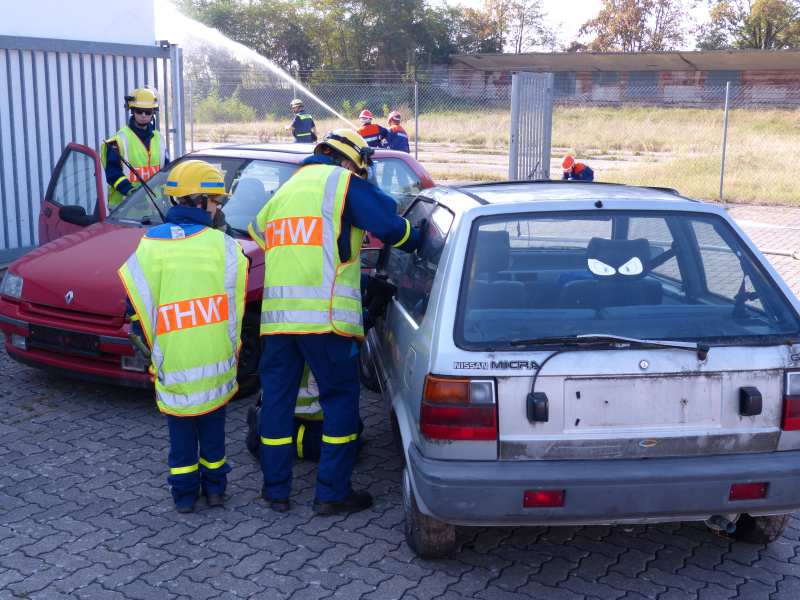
left=39, top=143, right=106, bottom=245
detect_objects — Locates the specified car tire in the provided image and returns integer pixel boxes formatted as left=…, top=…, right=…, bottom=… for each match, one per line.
left=246, top=403, right=260, bottom=459
left=732, top=513, right=790, bottom=544
left=402, top=467, right=456, bottom=558
left=358, top=342, right=380, bottom=393
left=236, top=311, right=261, bottom=399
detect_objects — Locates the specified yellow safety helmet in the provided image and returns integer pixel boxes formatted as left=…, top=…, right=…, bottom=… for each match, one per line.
left=314, top=129, right=374, bottom=173
left=165, top=160, right=228, bottom=202
left=125, top=87, right=159, bottom=110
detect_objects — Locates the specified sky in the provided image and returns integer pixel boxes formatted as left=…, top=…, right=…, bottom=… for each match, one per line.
left=438, top=0, right=710, bottom=50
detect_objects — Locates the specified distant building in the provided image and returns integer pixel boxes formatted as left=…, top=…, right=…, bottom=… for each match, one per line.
left=449, top=50, right=800, bottom=107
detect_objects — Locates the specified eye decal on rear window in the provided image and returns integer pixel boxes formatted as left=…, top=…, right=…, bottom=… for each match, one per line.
left=618, top=256, right=644, bottom=276
left=587, top=258, right=616, bottom=277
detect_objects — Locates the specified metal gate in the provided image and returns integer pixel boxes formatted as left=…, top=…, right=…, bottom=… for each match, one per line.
left=508, top=72, right=553, bottom=181
left=0, top=36, right=185, bottom=256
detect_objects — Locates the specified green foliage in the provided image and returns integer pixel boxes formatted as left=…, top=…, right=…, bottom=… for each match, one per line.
left=341, top=100, right=352, bottom=116
left=194, top=88, right=257, bottom=123
left=697, top=0, right=800, bottom=50
left=382, top=103, right=390, bottom=117
left=354, top=101, right=366, bottom=116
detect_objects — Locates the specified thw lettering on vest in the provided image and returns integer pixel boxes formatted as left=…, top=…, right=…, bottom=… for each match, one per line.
left=265, top=217, right=323, bottom=249
left=156, top=294, right=229, bottom=335
left=128, top=165, right=160, bottom=183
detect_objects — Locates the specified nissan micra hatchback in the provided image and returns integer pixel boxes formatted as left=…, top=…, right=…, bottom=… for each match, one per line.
left=362, top=181, right=800, bottom=557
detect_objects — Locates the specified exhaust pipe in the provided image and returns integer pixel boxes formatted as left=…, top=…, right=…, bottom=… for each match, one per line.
left=705, top=514, right=737, bottom=534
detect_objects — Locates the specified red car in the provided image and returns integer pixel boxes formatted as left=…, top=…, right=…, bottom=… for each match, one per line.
left=0, top=142, right=433, bottom=390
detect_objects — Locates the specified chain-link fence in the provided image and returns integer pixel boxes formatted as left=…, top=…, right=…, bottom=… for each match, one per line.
left=184, top=71, right=800, bottom=204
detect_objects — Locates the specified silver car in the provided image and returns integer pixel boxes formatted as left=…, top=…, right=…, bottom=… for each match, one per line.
left=362, top=181, right=800, bottom=558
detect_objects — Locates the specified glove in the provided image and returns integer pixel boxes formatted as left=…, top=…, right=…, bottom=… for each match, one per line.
left=363, top=274, right=397, bottom=323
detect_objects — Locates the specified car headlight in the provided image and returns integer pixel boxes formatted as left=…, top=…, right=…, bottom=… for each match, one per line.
left=0, top=272, right=23, bottom=299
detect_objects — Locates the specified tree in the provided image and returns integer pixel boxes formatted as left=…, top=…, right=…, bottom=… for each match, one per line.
left=578, top=0, right=688, bottom=51
left=696, top=0, right=800, bottom=49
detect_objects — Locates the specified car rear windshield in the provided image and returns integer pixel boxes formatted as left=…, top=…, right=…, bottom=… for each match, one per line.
left=456, top=210, right=800, bottom=349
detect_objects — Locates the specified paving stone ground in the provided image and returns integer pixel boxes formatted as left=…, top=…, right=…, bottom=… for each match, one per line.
left=2, top=204, right=800, bottom=599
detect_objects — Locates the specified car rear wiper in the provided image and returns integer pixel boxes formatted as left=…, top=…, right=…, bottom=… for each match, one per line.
left=510, top=333, right=709, bottom=361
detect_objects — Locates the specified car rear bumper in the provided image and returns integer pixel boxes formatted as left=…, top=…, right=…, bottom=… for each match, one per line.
left=0, top=304, right=151, bottom=389
left=407, top=444, right=800, bottom=526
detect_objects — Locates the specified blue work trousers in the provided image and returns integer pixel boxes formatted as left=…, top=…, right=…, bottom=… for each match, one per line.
left=259, top=333, right=361, bottom=502
left=166, top=406, right=230, bottom=509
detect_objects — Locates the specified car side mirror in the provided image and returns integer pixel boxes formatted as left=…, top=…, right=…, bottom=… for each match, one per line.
left=59, top=205, right=98, bottom=227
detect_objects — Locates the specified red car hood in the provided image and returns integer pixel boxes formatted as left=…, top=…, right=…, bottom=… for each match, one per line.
left=13, top=222, right=262, bottom=317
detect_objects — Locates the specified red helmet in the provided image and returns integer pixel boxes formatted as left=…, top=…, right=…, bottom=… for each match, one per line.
left=359, top=109, right=374, bottom=120
left=562, top=154, right=576, bottom=170
left=387, top=111, right=401, bottom=123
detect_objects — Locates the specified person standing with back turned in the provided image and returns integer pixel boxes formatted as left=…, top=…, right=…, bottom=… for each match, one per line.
left=248, top=129, right=421, bottom=515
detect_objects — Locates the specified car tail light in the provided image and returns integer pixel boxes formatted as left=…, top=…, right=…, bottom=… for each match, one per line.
left=524, top=489, right=565, bottom=508
left=782, top=372, right=800, bottom=431
left=420, top=375, right=496, bottom=441
left=729, top=482, right=768, bottom=501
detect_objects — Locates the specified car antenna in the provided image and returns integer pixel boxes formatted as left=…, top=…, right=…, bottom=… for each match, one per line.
left=109, top=141, right=166, bottom=222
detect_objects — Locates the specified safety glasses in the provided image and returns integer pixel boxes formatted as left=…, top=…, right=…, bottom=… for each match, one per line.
left=133, top=108, right=154, bottom=116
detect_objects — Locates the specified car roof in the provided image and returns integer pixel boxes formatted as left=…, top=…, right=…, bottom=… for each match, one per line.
left=193, top=142, right=413, bottom=161
left=456, top=180, right=693, bottom=205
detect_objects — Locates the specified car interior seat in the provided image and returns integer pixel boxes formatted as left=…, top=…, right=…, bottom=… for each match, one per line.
left=559, top=237, right=663, bottom=308
left=469, top=230, right=527, bottom=309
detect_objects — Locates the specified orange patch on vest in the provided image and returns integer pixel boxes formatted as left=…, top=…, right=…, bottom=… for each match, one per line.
left=156, top=294, right=229, bottom=335
left=129, top=165, right=160, bottom=183
left=265, top=217, right=323, bottom=249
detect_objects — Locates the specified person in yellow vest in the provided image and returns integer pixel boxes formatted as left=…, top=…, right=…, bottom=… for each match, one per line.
left=248, top=129, right=421, bottom=515
left=101, top=87, right=169, bottom=212
left=118, top=160, right=248, bottom=513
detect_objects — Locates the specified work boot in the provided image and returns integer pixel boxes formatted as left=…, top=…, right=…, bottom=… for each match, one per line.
left=263, top=494, right=290, bottom=513
left=206, top=493, right=225, bottom=508
left=175, top=502, right=195, bottom=514
left=312, top=489, right=373, bottom=516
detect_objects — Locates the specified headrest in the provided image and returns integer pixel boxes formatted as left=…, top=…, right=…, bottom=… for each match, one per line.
left=232, top=177, right=265, bottom=199
left=586, top=237, right=651, bottom=279
left=475, top=230, right=511, bottom=275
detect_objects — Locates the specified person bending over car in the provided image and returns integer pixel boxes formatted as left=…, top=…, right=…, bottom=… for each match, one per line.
left=119, top=160, right=248, bottom=513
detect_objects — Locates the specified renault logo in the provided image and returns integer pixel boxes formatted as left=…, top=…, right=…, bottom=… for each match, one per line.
left=65, top=290, right=74, bottom=305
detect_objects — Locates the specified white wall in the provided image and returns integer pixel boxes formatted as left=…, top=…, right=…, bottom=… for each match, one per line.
left=1, top=0, right=156, bottom=46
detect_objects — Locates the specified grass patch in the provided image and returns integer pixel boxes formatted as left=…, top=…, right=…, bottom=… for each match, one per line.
left=192, top=105, right=800, bottom=205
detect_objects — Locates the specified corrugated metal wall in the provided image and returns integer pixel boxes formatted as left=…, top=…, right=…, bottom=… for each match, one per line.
left=509, top=72, right=553, bottom=181
left=0, top=36, right=184, bottom=256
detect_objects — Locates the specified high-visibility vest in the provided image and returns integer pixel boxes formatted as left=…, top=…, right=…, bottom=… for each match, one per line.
left=247, top=164, right=364, bottom=338
left=101, top=126, right=166, bottom=210
left=295, top=365, right=322, bottom=421
left=118, top=226, right=248, bottom=416
left=292, top=113, right=316, bottom=141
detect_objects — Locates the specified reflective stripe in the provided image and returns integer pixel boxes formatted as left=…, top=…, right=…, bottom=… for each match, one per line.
left=320, top=169, right=340, bottom=292
left=160, top=355, right=237, bottom=386
left=264, top=284, right=360, bottom=301
left=123, top=253, right=164, bottom=371
left=112, top=175, right=128, bottom=191
left=294, top=401, right=322, bottom=415
left=118, top=133, right=130, bottom=178
left=262, top=310, right=329, bottom=325
left=157, top=378, right=236, bottom=408
left=199, top=456, right=226, bottom=469
left=296, top=424, right=306, bottom=459
left=170, top=463, right=198, bottom=475
left=392, top=218, right=411, bottom=248
left=223, top=235, right=240, bottom=355
left=332, top=309, right=362, bottom=327
left=158, top=131, right=167, bottom=165
left=322, top=433, right=359, bottom=444
left=261, top=436, right=292, bottom=446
